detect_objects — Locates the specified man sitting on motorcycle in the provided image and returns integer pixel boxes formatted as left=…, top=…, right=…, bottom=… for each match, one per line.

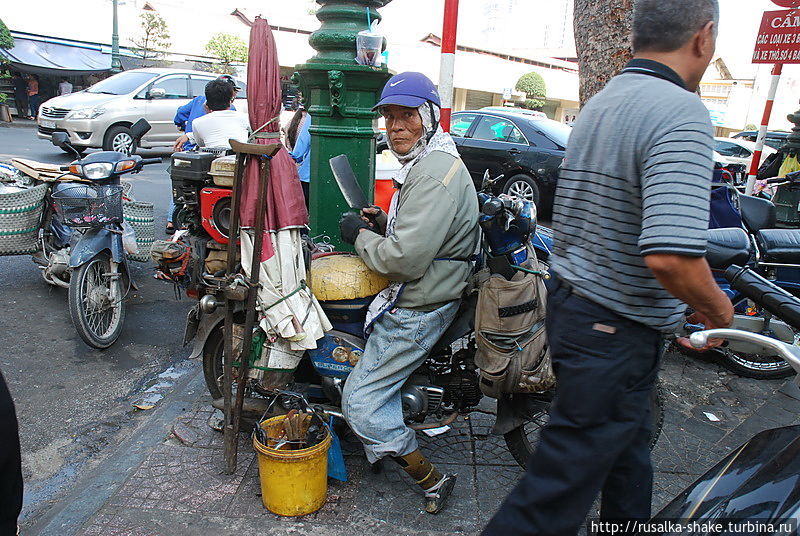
left=338, top=72, right=480, bottom=514
left=188, top=79, right=250, bottom=151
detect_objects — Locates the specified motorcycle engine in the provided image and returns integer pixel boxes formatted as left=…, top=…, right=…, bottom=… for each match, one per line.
left=401, top=376, right=445, bottom=422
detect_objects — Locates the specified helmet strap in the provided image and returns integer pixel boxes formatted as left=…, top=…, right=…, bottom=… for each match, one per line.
left=425, top=101, right=439, bottom=144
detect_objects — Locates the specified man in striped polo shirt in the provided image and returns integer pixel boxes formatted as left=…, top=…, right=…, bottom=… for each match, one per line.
left=484, top=1, right=733, bottom=534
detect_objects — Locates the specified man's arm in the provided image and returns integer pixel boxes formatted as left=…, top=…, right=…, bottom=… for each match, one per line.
left=638, top=111, right=733, bottom=343
left=355, top=176, right=455, bottom=282
left=174, top=98, right=194, bottom=129
left=644, top=254, right=732, bottom=329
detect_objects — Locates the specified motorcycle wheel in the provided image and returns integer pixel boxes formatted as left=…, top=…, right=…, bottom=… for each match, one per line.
left=715, top=346, right=795, bottom=379
left=68, top=252, right=126, bottom=349
left=503, top=381, right=665, bottom=469
left=203, top=326, right=226, bottom=400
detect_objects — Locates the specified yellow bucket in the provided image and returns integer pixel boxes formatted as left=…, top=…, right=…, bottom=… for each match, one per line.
left=252, top=415, right=332, bottom=516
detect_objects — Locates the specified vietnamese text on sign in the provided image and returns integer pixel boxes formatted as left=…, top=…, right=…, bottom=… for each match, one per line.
left=753, top=9, right=800, bottom=64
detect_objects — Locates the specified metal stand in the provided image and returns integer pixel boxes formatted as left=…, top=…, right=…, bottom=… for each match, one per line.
left=222, top=140, right=282, bottom=474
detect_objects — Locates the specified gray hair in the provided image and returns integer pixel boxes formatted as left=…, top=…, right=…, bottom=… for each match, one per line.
left=633, top=0, right=719, bottom=53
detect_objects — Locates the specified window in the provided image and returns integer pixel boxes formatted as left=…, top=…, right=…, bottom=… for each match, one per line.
left=528, top=118, right=571, bottom=148
left=189, top=76, right=214, bottom=97
left=144, top=75, right=189, bottom=99
left=86, top=71, right=157, bottom=95
left=450, top=113, right=477, bottom=138
left=472, top=116, right=527, bottom=144
left=714, top=140, right=748, bottom=158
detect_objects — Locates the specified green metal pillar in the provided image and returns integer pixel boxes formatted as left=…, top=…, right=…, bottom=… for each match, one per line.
left=294, top=0, right=392, bottom=251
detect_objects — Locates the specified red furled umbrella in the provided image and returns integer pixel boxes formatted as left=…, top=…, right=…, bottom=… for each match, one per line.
left=239, top=16, right=308, bottom=260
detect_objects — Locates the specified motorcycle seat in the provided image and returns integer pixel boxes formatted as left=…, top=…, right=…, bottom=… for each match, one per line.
left=706, top=228, right=751, bottom=270
left=756, top=229, right=800, bottom=264
left=739, top=194, right=777, bottom=233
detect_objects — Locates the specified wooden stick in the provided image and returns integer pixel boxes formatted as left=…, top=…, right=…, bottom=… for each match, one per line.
left=231, top=155, right=272, bottom=452
left=222, top=151, right=247, bottom=475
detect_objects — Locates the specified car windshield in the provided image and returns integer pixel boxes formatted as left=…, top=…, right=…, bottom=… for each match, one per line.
left=86, top=71, right=158, bottom=95
left=528, top=118, right=571, bottom=148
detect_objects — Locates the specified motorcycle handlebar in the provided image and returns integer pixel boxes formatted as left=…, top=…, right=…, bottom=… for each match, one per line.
left=724, top=264, right=800, bottom=330
left=689, top=329, right=800, bottom=375
left=140, top=158, right=162, bottom=165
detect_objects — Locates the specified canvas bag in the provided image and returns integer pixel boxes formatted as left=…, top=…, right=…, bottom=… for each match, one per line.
left=474, top=257, right=555, bottom=398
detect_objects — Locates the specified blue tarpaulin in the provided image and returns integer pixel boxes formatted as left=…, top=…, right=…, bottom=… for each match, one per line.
left=0, top=33, right=112, bottom=75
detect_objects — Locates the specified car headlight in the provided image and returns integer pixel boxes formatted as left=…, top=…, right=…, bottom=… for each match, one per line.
left=81, top=163, right=114, bottom=180
left=69, top=107, right=106, bottom=120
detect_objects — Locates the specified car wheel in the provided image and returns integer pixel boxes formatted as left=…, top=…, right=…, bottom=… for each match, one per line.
left=103, top=125, right=136, bottom=155
left=503, top=174, right=540, bottom=205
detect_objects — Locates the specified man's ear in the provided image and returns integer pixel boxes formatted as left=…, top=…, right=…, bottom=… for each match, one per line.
left=695, top=21, right=716, bottom=58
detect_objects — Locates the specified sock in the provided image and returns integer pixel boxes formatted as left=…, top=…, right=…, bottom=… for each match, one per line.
left=392, top=450, right=443, bottom=490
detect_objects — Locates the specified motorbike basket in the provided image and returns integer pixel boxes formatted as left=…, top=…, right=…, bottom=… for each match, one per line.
left=51, top=184, right=123, bottom=228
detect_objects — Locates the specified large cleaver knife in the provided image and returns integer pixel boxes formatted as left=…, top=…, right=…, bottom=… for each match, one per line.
left=329, top=154, right=369, bottom=210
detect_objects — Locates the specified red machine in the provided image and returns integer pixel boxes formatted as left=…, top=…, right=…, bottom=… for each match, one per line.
left=200, top=187, right=232, bottom=244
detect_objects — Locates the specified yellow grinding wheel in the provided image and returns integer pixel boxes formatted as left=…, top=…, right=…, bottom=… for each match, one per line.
left=309, top=254, right=389, bottom=301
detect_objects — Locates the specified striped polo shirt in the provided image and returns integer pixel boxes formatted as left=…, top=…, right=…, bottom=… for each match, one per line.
left=550, top=59, right=713, bottom=332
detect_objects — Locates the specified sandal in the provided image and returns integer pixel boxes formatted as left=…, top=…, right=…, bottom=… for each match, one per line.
left=424, top=473, right=457, bottom=514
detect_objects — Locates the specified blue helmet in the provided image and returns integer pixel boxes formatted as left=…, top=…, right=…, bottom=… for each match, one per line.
left=372, top=72, right=441, bottom=111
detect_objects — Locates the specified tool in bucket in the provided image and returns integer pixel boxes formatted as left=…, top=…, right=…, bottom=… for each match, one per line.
left=253, top=391, right=327, bottom=451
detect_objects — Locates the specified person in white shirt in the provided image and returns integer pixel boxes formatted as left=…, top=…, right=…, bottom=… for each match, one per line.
left=189, top=79, right=250, bottom=150
left=58, top=78, right=73, bottom=95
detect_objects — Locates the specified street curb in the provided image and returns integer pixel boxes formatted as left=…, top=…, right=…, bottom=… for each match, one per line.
left=26, top=364, right=205, bottom=536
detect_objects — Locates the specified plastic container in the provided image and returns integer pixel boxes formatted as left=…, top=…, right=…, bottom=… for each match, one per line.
left=356, top=30, right=383, bottom=66
left=253, top=415, right=332, bottom=516
left=375, top=177, right=393, bottom=213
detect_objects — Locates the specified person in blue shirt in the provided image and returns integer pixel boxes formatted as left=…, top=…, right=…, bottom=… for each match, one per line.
left=288, top=110, right=311, bottom=207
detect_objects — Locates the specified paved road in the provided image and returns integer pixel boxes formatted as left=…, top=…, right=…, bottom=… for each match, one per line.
left=0, top=125, right=194, bottom=523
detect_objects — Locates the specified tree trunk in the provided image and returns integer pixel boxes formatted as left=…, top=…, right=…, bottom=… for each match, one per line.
left=573, top=0, right=634, bottom=107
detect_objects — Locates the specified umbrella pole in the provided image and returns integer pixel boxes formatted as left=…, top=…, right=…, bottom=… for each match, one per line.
left=223, top=151, right=247, bottom=474
left=231, top=154, right=272, bottom=458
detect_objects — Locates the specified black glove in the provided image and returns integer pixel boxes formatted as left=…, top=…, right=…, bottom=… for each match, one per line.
left=339, top=212, right=370, bottom=245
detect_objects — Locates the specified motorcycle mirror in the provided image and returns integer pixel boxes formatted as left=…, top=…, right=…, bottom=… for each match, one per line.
left=130, top=119, right=152, bottom=141
left=51, top=132, right=69, bottom=148
left=51, top=132, right=82, bottom=160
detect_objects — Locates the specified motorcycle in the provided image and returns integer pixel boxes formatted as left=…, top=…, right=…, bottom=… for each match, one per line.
left=701, top=183, right=800, bottom=379
left=165, top=161, right=664, bottom=469
left=652, top=264, right=800, bottom=532
left=36, top=119, right=162, bottom=348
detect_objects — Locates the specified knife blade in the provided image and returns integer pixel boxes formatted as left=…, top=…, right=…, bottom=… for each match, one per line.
left=329, top=154, right=369, bottom=210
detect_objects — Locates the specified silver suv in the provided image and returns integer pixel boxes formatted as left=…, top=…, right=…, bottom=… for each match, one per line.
left=37, top=68, right=248, bottom=154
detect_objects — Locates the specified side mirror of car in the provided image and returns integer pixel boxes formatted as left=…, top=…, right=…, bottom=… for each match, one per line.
left=51, top=132, right=70, bottom=149
left=130, top=119, right=152, bottom=141
left=148, top=87, right=166, bottom=99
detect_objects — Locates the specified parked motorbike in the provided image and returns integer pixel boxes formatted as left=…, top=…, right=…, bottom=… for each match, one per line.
left=652, top=264, right=800, bottom=532
left=166, top=161, right=664, bottom=469
left=702, top=185, right=800, bottom=379
left=37, top=119, right=161, bottom=348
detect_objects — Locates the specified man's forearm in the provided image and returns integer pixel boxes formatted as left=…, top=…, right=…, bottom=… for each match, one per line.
left=644, top=254, right=732, bottom=326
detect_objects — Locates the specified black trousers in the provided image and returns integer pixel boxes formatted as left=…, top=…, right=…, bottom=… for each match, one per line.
left=0, top=370, right=22, bottom=535
left=483, top=278, right=661, bottom=536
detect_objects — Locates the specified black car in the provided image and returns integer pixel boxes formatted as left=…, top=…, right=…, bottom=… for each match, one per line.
left=450, top=110, right=570, bottom=216
left=732, top=130, right=789, bottom=150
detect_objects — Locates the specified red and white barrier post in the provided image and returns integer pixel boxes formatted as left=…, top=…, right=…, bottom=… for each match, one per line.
left=745, top=63, right=783, bottom=195
left=438, top=0, right=459, bottom=132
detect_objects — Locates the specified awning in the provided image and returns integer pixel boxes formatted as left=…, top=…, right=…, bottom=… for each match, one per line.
left=0, top=34, right=111, bottom=76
